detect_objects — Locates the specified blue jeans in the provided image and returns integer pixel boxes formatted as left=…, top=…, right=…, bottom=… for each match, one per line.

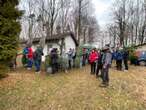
left=27, top=59, right=33, bottom=68
left=34, top=60, right=41, bottom=72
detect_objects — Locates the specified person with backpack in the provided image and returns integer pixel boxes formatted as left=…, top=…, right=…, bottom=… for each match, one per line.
left=27, top=44, right=33, bottom=70
left=89, top=48, right=99, bottom=75
left=33, top=46, right=44, bottom=73
left=115, top=48, right=123, bottom=71
left=22, top=45, right=29, bottom=67
left=123, top=48, right=129, bottom=71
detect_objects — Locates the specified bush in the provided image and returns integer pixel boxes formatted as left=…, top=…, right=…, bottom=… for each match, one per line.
left=129, top=55, right=138, bottom=65
left=0, top=63, right=9, bottom=79
left=45, top=55, right=51, bottom=70
left=58, top=56, right=68, bottom=70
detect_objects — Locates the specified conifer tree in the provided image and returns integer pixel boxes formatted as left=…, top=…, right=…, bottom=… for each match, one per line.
left=0, top=0, right=22, bottom=76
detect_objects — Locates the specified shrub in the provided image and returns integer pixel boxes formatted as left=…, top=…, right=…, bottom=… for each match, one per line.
left=0, top=63, right=9, bottom=78
left=0, top=0, right=22, bottom=77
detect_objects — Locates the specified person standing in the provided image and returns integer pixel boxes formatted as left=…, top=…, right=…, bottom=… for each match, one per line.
left=22, top=45, right=29, bottom=67
left=123, top=48, right=129, bottom=71
left=96, top=50, right=103, bottom=78
left=67, top=48, right=73, bottom=69
left=72, top=48, right=76, bottom=68
left=27, top=44, right=33, bottom=70
left=33, top=46, right=44, bottom=73
left=101, top=46, right=112, bottom=87
left=50, top=48, right=58, bottom=74
left=82, top=48, right=87, bottom=66
left=115, top=49, right=123, bottom=71
left=89, top=48, right=98, bottom=75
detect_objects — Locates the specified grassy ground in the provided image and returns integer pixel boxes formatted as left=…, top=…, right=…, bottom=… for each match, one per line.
left=0, top=65, right=146, bottom=110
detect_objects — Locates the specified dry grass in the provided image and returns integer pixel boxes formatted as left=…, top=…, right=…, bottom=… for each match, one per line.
left=0, top=65, right=146, bottom=110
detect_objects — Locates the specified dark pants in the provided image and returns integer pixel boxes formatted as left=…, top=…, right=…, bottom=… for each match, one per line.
left=82, top=59, right=86, bottom=66
left=73, top=59, right=76, bottom=68
left=96, top=64, right=102, bottom=77
left=52, top=63, right=58, bottom=74
left=34, top=60, right=41, bottom=72
left=91, top=62, right=96, bottom=74
left=116, top=60, right=122, bottom=70
left=102, top=65, right=109, bottom=84
left=68, top=60, right=72, bottom=69
left=124, top=59, right=128, bottom=70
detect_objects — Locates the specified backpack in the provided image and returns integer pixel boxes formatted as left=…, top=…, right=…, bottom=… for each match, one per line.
left=23, top=47, right=28, bottom=55
left=116, top=51, right=123, bottom=60
left=33, top=51, right=37, bottom=59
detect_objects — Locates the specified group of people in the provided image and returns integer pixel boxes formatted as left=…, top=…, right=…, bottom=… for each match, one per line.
left=88, top=45, right=129, bottom=87
left=112, top=48, right=129, bottom=71
left=88, top=45, right=112, bottom=87
left=22, top=45, right=77, bottom=74
left=22, top=44, right=43, bottom=73
left=22, top=43, right=129, bottom=87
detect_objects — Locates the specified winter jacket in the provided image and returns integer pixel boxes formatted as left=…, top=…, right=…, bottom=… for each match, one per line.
left=112, top=51, right=116, bottom=60
left=105, top=52, right=112, bottom=65
left=115, top=51, right=123, bottom=60
left=98, top=52, right=103, bottom=65
left=123, top=50, right=129, bottom=60
left=50, top=51, right=58, bottom=64
left=34, top=47, right=44, bottom=61
left=27, top=47, right=33, bottom=59
left=89, top=51, right=99, bottom=63
left=68, top=50, right=73, bottom=60
left=103, top=52, right=112, bottom=68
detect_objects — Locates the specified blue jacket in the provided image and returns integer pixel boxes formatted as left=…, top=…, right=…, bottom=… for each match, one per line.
left=115, top=51, right=123, bottom=60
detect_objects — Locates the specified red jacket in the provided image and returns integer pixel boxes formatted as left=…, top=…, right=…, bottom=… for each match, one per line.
left=89, top=51, right=99, bottom=63
left=27, top=47, right=33, bottom=59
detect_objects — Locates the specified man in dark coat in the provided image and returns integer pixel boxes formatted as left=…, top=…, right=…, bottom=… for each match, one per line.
left=96, top=50, right=103, bottom=78
left=123, top=48, right=129, bottom=71
left=50, top=48, right=58, bottom=74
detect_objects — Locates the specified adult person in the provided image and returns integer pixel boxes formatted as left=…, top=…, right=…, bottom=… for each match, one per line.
left=123, top=48, right=129, bottom=71
left=72, top=48, right=76, bottom=68
left=33, top=45, right=44, bottom=73
left=100, top=46, right=112, bottom=87
left=96, top=50, right=103, bottom=78
left=22, top=45, right=29, bottom=67
left=111, top=48, right=116, bottom=66
left=115, top=48, right=123, bottom=71
left=50, top=48, right=58, bottom=74
left=27, top=44, right=33, bottom=70
left=89, top=48, right=99, bottom=75
left=67, top=48, right=73, bottom=69
left=82, top=48, right=87, bottom=66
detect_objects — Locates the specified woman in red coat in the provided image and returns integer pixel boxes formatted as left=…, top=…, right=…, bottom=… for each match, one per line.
left=89, top=48, right=99, bottom=74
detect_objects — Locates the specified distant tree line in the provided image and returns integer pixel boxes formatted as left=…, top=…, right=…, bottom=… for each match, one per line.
left=19, top=0, right=100, bottom=45
left=108, top=0, right=146, bottom=47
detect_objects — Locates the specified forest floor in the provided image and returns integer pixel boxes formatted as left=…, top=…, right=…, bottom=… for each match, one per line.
left=0, top=65, right=146, bottom=110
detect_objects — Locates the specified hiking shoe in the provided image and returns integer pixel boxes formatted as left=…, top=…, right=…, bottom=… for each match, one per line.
left=35, top=71, right=41, bottom=74
left=27, top=68, right=31, bottom=70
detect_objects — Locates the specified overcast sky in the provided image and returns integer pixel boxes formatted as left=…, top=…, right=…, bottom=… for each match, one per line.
left=92, top=0, right=113, bottom=27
